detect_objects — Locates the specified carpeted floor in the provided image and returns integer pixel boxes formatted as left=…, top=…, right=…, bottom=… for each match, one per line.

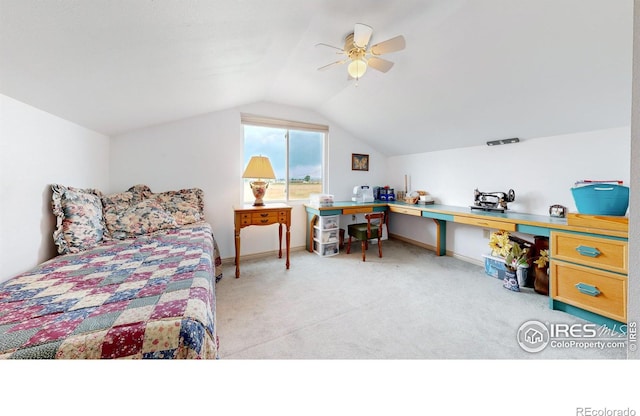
left=215, top=238, right=626, bottom=359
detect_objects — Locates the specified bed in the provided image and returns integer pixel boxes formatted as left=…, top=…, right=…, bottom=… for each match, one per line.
left=0, top=184, right=222, bottom=359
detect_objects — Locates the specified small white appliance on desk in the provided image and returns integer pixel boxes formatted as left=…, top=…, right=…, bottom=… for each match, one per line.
left=352, top=185, right=374, bottom=203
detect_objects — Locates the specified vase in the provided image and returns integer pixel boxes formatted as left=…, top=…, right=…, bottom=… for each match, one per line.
left=516, top=267, right=528, bottom=288
left=503, top=268, right=520, bottom=292
left=533, top=236, right=550, bottom=295
left=534, top=267, right=549, bottom=296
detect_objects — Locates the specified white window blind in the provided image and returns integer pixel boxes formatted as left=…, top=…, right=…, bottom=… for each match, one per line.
left=241, top=114, right=329, bottom=133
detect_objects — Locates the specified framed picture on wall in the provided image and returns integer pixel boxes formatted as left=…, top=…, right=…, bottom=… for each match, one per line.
left=352, top=153, right=369, bottom=171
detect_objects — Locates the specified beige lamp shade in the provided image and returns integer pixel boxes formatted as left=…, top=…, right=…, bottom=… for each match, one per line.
left=242, top=156, right=276, bottom=180
left=243, top=156, right=276, bottom=206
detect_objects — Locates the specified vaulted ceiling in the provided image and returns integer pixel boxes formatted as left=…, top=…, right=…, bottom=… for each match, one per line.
left=0, top=0, right=633, bottom=155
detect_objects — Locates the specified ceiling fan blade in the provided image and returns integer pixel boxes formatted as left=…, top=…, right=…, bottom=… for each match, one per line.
left=367, top=57, right=394, bottom=73
left=315, top=42, right=346, bottom=53
left=370, top=35, right=406, bottom=55
left=317, top=59, right=347, bottom=71
left=353, top=23, right=373, bottom=48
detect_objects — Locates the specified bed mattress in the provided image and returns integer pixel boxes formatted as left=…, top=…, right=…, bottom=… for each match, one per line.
left=0, top=222, right=221, bottom=359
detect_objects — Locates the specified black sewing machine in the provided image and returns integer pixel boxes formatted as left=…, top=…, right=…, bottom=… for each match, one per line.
left=470, top=188, right=515, bottom=213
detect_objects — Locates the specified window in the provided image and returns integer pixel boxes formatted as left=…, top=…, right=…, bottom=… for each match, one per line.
left=242, top=114, right=328, bottom=204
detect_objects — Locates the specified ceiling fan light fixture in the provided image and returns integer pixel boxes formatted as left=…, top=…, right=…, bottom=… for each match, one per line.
left=348, top=59, right=367, bottom=79
left=316, top=23, right=406, bottom=82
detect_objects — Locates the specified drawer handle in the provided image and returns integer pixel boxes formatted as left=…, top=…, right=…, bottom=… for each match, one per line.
left=260, top=219, right=270, bottom=223
left=575, top=282, right=601, bottom=297
left=260, top=213, right=269, bottom=217
left=575, top=245, right=601, bottom=258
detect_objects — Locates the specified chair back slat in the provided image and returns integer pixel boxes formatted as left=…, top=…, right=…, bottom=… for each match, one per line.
left=365, top=212, right=385, bottom=238
left=346, top=212, right=386, bottom=261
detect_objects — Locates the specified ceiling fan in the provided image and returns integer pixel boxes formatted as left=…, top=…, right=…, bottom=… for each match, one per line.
left=316, top=23, right=406, bottom=81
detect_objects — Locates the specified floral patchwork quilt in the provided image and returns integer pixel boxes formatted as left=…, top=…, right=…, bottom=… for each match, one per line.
left=0, top=222, right=221, bottom=359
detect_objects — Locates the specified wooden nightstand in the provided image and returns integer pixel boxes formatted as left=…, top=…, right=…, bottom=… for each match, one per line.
left=234, top=203, right=292, bottom=278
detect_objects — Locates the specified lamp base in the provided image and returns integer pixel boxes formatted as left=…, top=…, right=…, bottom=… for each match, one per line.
left=250, top=181, right=269, bottom=206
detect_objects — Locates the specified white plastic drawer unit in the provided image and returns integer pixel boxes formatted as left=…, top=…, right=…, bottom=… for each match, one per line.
left=318, top=215, right=339, bottom=230
left=313, top=240, right=339, bottom=257
left=314, top=228, right=339, bottom=244
left=313, top=215, right=340, bottom=256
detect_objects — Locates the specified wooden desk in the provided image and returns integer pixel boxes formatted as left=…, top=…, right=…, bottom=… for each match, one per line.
left=234, top=203, right=292, bottom=278
left=304, top=201, right=628, bottom=252
left=303, top=202, right=389, bottom=252
left=304, top=201, right=629, bottom=329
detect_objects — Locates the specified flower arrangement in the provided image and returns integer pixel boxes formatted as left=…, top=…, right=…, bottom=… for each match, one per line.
left=534, top=249, right=549, bottom=270
left=504, top=241, right=529, bottom=271
left=488, top=230, right=512, bottom=257
left=489, top=230, right=529, bottom=271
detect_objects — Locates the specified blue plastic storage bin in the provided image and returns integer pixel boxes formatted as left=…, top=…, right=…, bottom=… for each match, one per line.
left=483, top=254, right=506, bottom=279
left=483, top=254, right=529, bottom=285
left=571, top=184, right=629, bottom=216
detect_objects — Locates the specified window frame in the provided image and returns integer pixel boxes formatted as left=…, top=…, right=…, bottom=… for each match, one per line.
left=241, top=114, right=329, bottom=204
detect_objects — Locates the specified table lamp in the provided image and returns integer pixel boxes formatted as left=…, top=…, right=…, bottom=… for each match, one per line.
left=242, top=155, right=276, bottom=206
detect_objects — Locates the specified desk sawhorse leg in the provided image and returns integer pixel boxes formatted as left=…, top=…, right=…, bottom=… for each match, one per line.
left=433, top=219, right=446, bottom=256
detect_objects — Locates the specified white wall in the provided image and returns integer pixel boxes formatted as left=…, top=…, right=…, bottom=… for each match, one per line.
left=107, top=109, right=632, bottom=268
left=0, top=94, right=110, bottom=282
left=386, top=127, right=631, bottom=262
left=109, top=101, right=386, bottom=262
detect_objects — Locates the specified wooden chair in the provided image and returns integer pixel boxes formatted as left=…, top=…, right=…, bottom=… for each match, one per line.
left=346, top=212, right=386, bottom=261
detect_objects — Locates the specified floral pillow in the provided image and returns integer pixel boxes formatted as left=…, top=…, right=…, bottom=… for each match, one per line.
left=102, top=185, right=151, bottom=238
left=127, top=184, right=153, bottom=200
left=153, top=188, right=204, bottom=225
left=106, top=198, right=178, bottom=240
left=51, top=184, right=105, bottom=254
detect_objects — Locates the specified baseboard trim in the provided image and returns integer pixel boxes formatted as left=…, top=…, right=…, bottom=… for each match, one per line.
left=389, top=233, right=438, bottom=253
left=450, top=253, right=484, bottom=267
left=224, top=238, right=484, bottom=269
left=388, top=233, right=483, bottom=267
left=221, top=245, right=307, bottom=265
